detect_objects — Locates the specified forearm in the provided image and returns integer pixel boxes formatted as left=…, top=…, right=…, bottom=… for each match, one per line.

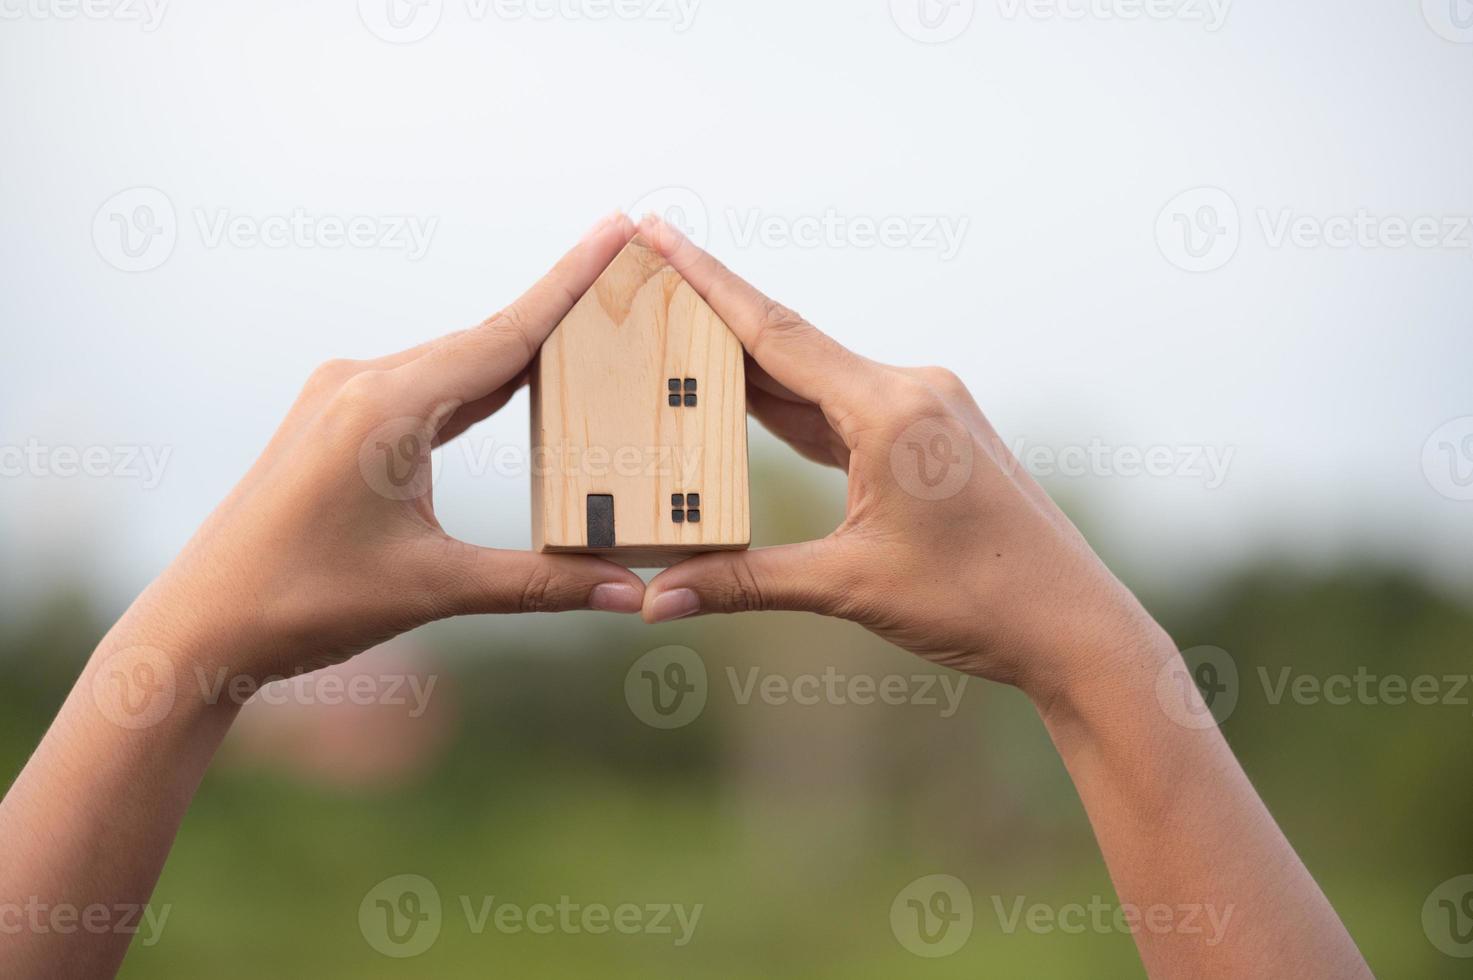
left=1037, top=621, right=1370, bottom=979
left=0, top=598, right=240, bottom=978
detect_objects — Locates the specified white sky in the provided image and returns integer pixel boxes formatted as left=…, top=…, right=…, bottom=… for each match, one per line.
left=1, top=0, right=1470, bottom=610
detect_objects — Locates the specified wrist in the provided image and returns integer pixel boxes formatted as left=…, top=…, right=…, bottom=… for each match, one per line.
left=90, top=579, right=256, bottom=732
left=1027, top=609, right=1180, bottom=758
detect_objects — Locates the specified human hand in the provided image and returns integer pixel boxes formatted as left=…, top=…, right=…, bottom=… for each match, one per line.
left=636, top=215, right=1168, bottom=704
left=134, top=212, right=647, bottom=684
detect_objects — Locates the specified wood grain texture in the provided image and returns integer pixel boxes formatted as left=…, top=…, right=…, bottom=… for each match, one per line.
left=531, top=235, right=750, bottom=568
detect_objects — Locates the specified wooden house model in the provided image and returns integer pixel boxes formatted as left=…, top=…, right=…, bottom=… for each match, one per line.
left=530, top=236, right=750, bottom=568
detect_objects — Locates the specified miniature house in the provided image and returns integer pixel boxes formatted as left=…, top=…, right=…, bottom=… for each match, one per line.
left=531, top=235, right=750, bottom=568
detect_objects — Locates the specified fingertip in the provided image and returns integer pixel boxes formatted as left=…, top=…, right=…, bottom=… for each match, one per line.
left=577, top=207, right=618, bottom=238
left=612, top=211, right=638, bottom=242
left=578, top=209, right=618, bottom=244
left=550, top=213, right=638, bottom=309
left=589, top=582, right=645, bottom=614
left=638, top=214, right=701, bottom=269
left=643, top=587, right=702, bottom=625
left=577, top=210, right=636, bottom=258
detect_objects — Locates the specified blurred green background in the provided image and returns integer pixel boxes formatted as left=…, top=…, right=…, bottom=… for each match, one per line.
left=2, top=450, right=1469, bottom=978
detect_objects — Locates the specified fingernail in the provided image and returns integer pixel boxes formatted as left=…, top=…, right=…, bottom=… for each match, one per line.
left=579, top=211, right=619, bottom=244
left=644, top=216, right=689, bottom=256
left=657, top=214, right=688, bottom=243
left=649, top=588, right=701, bottom=624
left=589, top=583, right=643, bottom=614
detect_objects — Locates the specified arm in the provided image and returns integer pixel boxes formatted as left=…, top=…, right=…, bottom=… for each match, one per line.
left=635, top=215, right=1371, bottom=979
left=0, top=213, right=647, bottom=979
left=1040, top=643, right=1369, bottom=978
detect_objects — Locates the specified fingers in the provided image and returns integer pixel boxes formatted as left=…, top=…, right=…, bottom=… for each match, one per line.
left=394, top=212, right=637, bottom=413
left=745, top=357, right=807, bottom=405
left=432, top=372, right=527, bottom=447
left=439, top=545, right=646, bottom=616
left=748, top=386, right=851, bottom=470
left=369, top=331, right=467, bottom=372
left=636, top=214, right=880, bottom=426
left=641, top=540, right=848, bottom=623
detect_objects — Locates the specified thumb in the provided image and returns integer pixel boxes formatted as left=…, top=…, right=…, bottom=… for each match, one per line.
left=443, top=547, right=646, bottom=616
left=642, top=540, right=847, bottom=623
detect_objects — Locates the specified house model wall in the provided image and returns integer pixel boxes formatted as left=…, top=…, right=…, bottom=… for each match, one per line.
left=530, top=235, right=750, bottom=568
